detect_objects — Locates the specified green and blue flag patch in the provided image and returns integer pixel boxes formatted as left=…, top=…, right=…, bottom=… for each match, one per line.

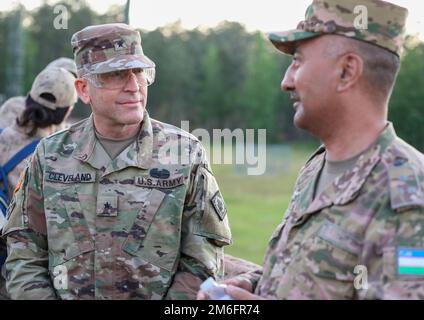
left=398, top=247, right=424, bottom=277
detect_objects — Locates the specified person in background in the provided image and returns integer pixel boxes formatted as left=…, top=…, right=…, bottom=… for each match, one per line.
left=0, top=57, right=77, bottom=129
left=0, top=66, right=77, bottom=300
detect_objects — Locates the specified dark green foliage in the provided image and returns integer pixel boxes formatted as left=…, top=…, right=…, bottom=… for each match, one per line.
left=389, top=39, right=424, bottom=151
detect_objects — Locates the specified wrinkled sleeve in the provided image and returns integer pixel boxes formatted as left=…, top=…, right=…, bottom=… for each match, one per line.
left=231, top=269, right=263, bottom=292
left=360, top=205, right=424, bottom=300
left=165, top=144, right=232, bottom=299
left=1, top=142, right=57, bottom=300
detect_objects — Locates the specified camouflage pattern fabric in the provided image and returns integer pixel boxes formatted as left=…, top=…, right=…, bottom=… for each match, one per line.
left=0, top=102, right=29, bottom=301
left=268, top=0, right=408, bottom=56
left=241, top=123, right=424, bottom=299
left=0, top=97, right=25, bottom=129
left=223, top=254, right=262, bottom=280
left=72, top=23, right=155, bottom=77
left=1, top=112, right=232, bottom=300
left=0, top=108, right=70, bottom=301
left=0, top=123, right=46, bottom=197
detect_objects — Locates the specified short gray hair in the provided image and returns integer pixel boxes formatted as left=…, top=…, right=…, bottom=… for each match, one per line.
left=325, top=35, right=400, bottom=101
left=353, top=39, right=400, bottom=99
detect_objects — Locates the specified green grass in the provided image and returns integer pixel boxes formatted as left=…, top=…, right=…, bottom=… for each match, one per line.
left=211, top=143, right=316, bottom=264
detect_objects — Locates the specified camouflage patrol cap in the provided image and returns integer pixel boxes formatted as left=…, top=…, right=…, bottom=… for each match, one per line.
left=268, top=0, right=408, bottom=56
left=71, top=23, right=155, bottom=77
left=29, top=67, right=78, bottom=110
left=46, top=57, right=77, bottom=78
left=0, top=96, right=25, bottom=128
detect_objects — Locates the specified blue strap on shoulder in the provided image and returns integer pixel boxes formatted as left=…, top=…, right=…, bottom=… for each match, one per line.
left=0, top=139, right=40, bottom=202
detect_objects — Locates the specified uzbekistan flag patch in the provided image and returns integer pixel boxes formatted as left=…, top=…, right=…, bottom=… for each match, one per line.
left=398, top=247, right=424, bottom=277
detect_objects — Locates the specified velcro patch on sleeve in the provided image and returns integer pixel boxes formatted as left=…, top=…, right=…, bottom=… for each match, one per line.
left=389, top=163, right=424, bottom=212
left=210, top=191, right=227, bottom=221
left=317, top=220, right=362, bottom=255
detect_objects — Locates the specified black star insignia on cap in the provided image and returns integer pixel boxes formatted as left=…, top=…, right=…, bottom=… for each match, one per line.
left=114, top=39, right=127, bottom=51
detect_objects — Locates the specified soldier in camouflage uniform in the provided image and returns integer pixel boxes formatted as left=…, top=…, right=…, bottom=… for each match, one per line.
left=1, top=23, right=232, bottom=300
left=199, top=0, right=424, bottom=300
left=0, top=66, right=77, bottom=300
left=0, top=97, right=25, bottom=130
left=0, top=57, right=77, bottom=129
left=0, top=67, right=77, bottom=197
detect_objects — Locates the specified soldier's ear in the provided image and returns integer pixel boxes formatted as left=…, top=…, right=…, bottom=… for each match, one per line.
left=336, top=53, right=364, bottom=93
left=75, top=78, right=91, bottom=104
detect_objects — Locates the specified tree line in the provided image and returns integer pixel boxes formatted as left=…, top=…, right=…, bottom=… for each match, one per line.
left=0, top=0, right=423, bottom=148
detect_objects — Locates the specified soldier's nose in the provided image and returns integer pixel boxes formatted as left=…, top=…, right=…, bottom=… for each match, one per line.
left=123, top=72, right=140, bottom=92
left=281, top=68, right=295, bottom=92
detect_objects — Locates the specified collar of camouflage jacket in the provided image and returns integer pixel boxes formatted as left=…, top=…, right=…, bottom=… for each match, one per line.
left=70, top=112, right=153, bottom=170
left=294, top=122, right=397, bottom=218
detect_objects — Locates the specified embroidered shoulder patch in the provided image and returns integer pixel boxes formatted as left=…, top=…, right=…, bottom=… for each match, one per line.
left=389, top=163, right=424, bottom=212
left=210, top=191, right=227, bottom=221
left=397, top=247, right=424, bottom=278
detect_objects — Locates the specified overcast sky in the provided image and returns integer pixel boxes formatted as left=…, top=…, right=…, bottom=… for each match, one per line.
left=1, top=0, right=423, bottom=38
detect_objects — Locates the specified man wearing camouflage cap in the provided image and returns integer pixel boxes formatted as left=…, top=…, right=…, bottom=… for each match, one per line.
left=0, top=57, right=77, bottom=129
left=199, top=0, right=424, bottom=300
left=0, top=66, right=77, bottom=300
left=2, top=23, right=232, bottom=300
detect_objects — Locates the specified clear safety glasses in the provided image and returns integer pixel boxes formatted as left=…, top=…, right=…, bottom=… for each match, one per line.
left=85, top=68, right=155, bottom=89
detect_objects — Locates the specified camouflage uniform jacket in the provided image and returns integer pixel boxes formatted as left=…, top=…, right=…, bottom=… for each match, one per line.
left=1, top=112, right=232, bottom=300
left=244, top=123, right=424, bottom=299
left=0, top=97, right=25, bottom=129
left=0, top=123, right=47, bottom=198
